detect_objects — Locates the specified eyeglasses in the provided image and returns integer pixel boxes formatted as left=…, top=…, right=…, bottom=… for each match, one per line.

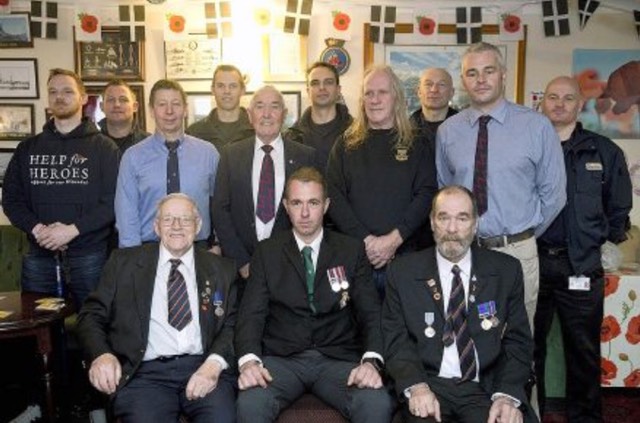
left=158, top=215, right=197, bottom=227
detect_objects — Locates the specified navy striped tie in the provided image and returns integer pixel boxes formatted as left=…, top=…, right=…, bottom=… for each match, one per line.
left=167, top=259, right=192, bottom=331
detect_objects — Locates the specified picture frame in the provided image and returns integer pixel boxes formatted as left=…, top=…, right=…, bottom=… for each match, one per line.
left=0, top=13, right=33, bottom=49
left=364, top=24, right=527, bottom=106
left=75, top=27, right=145, bottom=82
left=186, top=90, right=302, bottom=129
left=263, top=33, right=307, bottom=82
left=165, top=38, right=222, bottom=80
left=83, top=85, right=147, bottom=132
left=0, top=103, right=35, bottom=140
left=0, top=146, right=15, bottom=187
left=0, top=58, right=39, bottom=99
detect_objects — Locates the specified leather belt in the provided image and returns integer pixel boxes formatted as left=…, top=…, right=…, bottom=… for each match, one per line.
left=538, top=244, right=569, bottom=257
left=154, top=354, right=190, bottom=362
left=477, top=228, right=534, bottom=249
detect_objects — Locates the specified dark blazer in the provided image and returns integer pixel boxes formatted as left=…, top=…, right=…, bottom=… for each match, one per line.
left=383, top=246, right=534, bottom=411
left=212, top=136, right=316, bottom=269
left=77, top=244, right=238, bottom=390
left=235, top=230, right=383, bottom=362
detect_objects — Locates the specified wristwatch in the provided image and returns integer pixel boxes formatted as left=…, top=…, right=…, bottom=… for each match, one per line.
left=362, top=357, right=384, bottom=373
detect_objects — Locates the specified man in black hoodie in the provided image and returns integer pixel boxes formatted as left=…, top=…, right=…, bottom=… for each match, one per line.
left=3, top=68, right=120, bottom=309
left=286, top=62, right=352, bottom=170
left=98, top=79, right=149, bottom=153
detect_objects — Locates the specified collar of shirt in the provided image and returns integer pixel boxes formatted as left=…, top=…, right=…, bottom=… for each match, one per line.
left=293, top=229, right=323, bottom=270
left=151, top=131, right=186, bottom=150
left=254, top=134, right=283, bottom=155
left=436, top=248, right=472, bottom=307
left=467, top=97, right=507, bottom=126
left=158, top=243, right=195, bottom=271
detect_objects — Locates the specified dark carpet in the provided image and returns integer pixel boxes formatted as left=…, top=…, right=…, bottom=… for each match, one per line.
left=543, top=390, right=640, bottom=423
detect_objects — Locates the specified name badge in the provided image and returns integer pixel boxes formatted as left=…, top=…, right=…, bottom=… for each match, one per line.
left=585, top=162, right=603, bottom=171
left=569, top=275, right=590, bottom=291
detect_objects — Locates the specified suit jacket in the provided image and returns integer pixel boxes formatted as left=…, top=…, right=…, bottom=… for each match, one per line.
left=235, top=230, right=383, bottom=362
left=77, top=244, right=238, bottom=389
left=383, top=246, right=533, bottom=407
left=212, top=136, right=316, bottom=268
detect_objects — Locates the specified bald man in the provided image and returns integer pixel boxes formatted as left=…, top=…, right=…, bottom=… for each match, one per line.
left=534, top=76, right=631, bottom=422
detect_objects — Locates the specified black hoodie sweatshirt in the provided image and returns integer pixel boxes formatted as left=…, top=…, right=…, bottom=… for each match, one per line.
left=3, top=118, right=120, bottom=255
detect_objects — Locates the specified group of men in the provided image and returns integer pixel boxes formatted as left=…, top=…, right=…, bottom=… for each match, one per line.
left=1, top=40, right=630, bottom=423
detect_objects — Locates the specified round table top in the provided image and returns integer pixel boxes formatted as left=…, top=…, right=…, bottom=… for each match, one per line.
left=0, top=291, right=74, bottom=332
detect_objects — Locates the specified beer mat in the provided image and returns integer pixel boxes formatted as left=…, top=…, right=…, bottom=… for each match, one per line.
left=35, top=303, right=66, bottom=312
left=0, top=310, right=14, bottom=318
left=35, top=298, right=65, bottom=305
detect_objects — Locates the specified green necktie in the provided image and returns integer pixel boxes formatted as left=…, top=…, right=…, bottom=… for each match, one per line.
left=302, top=246, right=316, bottom=313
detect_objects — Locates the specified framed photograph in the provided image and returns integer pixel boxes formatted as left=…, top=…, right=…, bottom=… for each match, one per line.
left=186, top=90, right=302, bottom=129
left=83, top=85, right=146, bottom=131
left=75, top=27, right=145, bottom=81
left=0, top=13, right=33, bottom=49
left=0, top=58, right=39, bottom=99
left=0, top=146, right=15, bottom=186
left=165, top=38, right=222, bottom=80
left=263, top=33, right=307, bottom=82
left=0, top=104, right=35, bottom=140
left=364, top=24, right=527, bottom=106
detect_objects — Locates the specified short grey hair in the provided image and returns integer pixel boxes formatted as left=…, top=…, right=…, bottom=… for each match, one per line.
left=462, top=42, right=506, bottom=71
left=155, top=193, right=201, bottom=221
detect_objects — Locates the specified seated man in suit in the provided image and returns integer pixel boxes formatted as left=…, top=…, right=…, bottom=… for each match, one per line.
left=212, top=85, right=316, bottom=282
left=383, top=185, right=536, bottom=423
left=235, top=167, right=394, bottom=423
left=77, top=193, right=237, bottom=422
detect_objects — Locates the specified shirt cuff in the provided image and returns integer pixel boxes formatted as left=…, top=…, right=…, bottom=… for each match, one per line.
left=205, top=354, right=228, bottom=371
left=491, top=392, right=521, bottom=408
left=361, top=351, right=384, bottom=364
left=404, top=382, right=429, bottom=399
left=238, top=353, right=262, bottom=369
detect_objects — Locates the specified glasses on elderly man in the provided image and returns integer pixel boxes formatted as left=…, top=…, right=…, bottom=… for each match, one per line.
left=158, top=215, right=197, bottom=227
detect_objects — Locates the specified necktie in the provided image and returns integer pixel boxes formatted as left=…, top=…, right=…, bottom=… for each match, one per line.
left=167, top=259, right=192, bottom=331
left=166, top=141, right=180, bottom=194
left=442, top=265, right=477, bottom=382
left=302, top=246, right=316, bottom=313
left=256, top=145, right=275, bottom=223
left=472, top=116, right=491, bottom=216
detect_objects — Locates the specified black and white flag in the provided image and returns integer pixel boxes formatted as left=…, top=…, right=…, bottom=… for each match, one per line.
left=456, top=7, right=482, bottom=44
left=370, top=5, right=396, bottom=44
left=542, top=0, right=570, bottom=37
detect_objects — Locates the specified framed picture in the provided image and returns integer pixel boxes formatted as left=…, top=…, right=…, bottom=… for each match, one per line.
left=364, top=24, right=527, bottom=106
left=0, top=13, right=33, bottom=49
left=0, top=146, right=15, bottom=186
left=0, top=58, right=39, bottom=99
left=186, top=90, right=302, bottom=129
left=75, top=27, right=145, bottom=81
left=0, top=104, right=35, bottom=140
left=83, top=85, right=146, bottom=131
left=263, top=33, right=307, bottom=82
left=165, top=38, right=222, bottom=80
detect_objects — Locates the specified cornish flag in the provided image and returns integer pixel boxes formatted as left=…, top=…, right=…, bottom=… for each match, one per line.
left=370, top=5, right=396, bottom=44
left=542, top=0, right=570, bottom=37
left=119, top=4, right=145, bottom=42
left=31, top=0, right=58, bottom=39
left=578, top=0, right=600, bottom=30
left=204, top=1, right=233, bottom=39
left=456, top=7, right=482, bottom=44
left=284, top=0, right=313, bottom=36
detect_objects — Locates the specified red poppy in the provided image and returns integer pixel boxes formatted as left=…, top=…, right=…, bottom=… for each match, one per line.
left=0, top=0, right=10, bottom=6
left=604, top=274, right=620, bottom=297
left=169, top=15, right=185, bottom=34
left=601, top=357, right=617, bottom=385
left=333, top=12, right=350, bottom=31
left=626, top=315, right=640, bottom=344
left=80, top=14, right=98, bottom=34
left=623, top=369, right=640, bottom=387
left=601, top=315, right=621, bottom=342
left=417, top=17, right=436, bottom=36
left=502, top=15, right=521, bottom=33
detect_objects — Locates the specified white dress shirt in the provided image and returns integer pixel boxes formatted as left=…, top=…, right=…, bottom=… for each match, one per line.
left=252, top=135, right=285, bottom=241
left=143, top=244, right=227, bottom=369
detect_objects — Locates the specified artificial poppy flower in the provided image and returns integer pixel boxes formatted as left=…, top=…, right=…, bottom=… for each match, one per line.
left=80, top=14, right=99, bottom=34
left=623, top=369, right=640, bottom=387
left=502, top=14, right=521, bottom=33
left=626, top=315, right=640, bottom=344
left=169, top=15, right=185, bottom=33
left=601, top=357, right=617, bottom=385
left=604, top=274, right=620, bottom=297
left=417, top=17, right=436, bottom=36
left=601, top=315, right=621, bottom=342
left=333, top=12, right=350, bottom=31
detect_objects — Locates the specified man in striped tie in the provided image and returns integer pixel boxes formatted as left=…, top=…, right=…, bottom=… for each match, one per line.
left=383, top=186, right=537, bottom=423
left=77, top=193, right=238, bottom=422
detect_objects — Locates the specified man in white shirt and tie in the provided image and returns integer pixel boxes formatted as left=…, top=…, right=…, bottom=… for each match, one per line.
left=383, top=185, right=536, bottom=423
left=77, top=193, right=238, bottom=422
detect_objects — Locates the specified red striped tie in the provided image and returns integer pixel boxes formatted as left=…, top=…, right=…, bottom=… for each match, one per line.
left=256, top=145, right=275, bottom=223
left=167, top=259, right=192, bottom=331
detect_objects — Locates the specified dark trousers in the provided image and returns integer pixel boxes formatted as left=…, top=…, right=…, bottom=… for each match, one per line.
left=113, top=355, right=236, bottom=423
left=534, top=251, right=603, bottom=422
left=236, top=350, right=394, bottom=423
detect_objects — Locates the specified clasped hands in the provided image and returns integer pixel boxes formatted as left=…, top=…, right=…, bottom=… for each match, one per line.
left=364, top=229, right=403, bottom=269
left=32, top=222, right=79, bottom=251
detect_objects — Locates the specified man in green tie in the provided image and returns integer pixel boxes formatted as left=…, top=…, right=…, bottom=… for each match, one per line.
left=234, top=167, right=393, bottom=423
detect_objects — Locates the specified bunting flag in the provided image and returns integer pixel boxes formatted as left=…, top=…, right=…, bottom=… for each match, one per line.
left=204, top=1, right=232, bottom=39
left=30, top=1, right=58, bottom=39
left=578, top=0, right=600, bottom=30
left=456, top=7, right=482, bottom=44
left=75, top=7, right=101, bottom=42
left=635, top=10, right=640, bottom=39
left=119, top=4, right=145, bottom=42
left=164, top=12, right=187, bottom=41
left=370, top=5, right=396, bottom=44
left=499, top=7, right=524, bottom=41
left=542, top=0, right=570, bottom=37
left=284, top=0, right=313, bottom=36
left=414, top=10, right=438, bottom=40
left=327, top=8, right=352, bottom=40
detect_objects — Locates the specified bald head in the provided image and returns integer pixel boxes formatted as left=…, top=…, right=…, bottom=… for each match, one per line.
left=542, top=76, right=584, bottom=133
left=418, top=68, right=454, bottom=115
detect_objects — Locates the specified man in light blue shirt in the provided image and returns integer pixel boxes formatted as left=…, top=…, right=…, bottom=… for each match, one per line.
left=436, top=42, right=566, bottom=335
left=116, top=79, right=218, bottom=248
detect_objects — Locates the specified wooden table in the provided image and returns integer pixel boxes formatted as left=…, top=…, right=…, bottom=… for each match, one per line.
left=0, top=291, right=74, bottom=422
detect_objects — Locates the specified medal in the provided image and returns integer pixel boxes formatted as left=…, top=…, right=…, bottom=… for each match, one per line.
left=340, top=280, right=349, bottom=290
left=434, top=293, right=441, bottom=301
left=339, top=291, right=349, bottom=308
left=327, top=266, right=347, bottom=292
left=426, top=279, right=436, bottom=288
left=481, top=318, right=492, bottom=331
left=214, top=306, right=225, bottom=317
left=424, top=312, right=435, bottom=338
left=491, top=316, right=500, bottom=327
left=213, top=290, right=224, bottom=317
left=469, top=294, right=476, bottom=304
left=478, top=301, right=497, bottom=330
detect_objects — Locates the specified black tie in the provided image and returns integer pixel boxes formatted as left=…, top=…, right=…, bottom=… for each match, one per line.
left=473, top=116, right=491, bottom=216
left=166, top=141, right=180, bottom=194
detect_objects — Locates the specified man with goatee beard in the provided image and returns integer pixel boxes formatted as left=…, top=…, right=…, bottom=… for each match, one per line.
left=3, top=68, right=120, bottom=309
